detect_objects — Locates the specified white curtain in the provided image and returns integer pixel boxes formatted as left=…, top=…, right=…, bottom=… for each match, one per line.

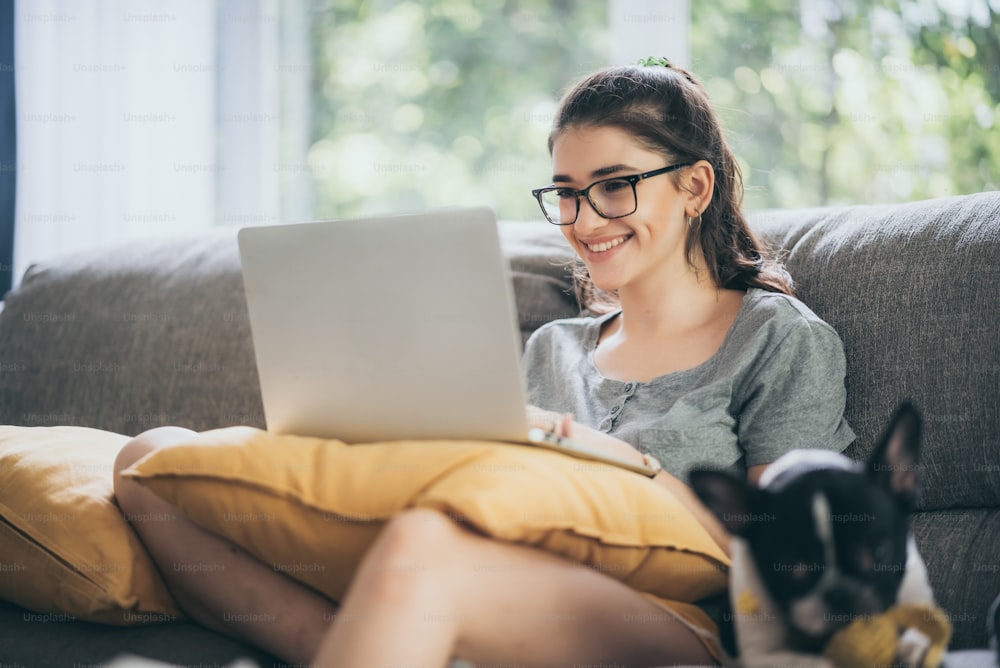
left=13, top=0, right=310, bottom=287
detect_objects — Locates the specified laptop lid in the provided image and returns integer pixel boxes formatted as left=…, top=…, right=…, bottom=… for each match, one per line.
left=237, top=207, right=532, bottom=443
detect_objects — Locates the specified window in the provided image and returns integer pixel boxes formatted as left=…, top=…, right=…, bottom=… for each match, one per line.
left=306, top=1, right=607, bottom=221
left=305, top=0, right=998, bottom=218
left=12, top=1, right=997, bottom=284
left=691, top=0, right=998, bottom=208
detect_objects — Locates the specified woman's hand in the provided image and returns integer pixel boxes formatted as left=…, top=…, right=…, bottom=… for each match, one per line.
left=526, top=405, right=574, bottom=438
left=526, top=405, right=645, bottom=466
left=526, top=405, right=733, bottom=554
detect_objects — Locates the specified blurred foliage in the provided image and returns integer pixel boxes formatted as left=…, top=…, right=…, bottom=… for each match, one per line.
left=306, top=0, right=998, bottom=218
left=307, top=0, right=606, bottom=220
left=692, top=0, right=1000, bottom=208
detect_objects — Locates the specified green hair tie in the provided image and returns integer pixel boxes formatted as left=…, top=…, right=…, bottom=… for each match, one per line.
left=636, top=56, right=672, bottom=68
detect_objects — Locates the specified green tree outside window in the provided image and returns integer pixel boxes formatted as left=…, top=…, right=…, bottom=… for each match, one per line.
left=307, top=0, right=998, bottom=219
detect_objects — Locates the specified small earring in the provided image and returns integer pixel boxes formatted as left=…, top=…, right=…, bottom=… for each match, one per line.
left=686, top=216, right=692, bottom=229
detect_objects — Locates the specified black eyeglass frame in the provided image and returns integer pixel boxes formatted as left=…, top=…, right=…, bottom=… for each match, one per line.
left=531, top=162, right=694, bottom=226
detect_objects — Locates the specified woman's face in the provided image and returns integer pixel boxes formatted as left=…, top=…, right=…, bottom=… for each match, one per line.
left=549, top=125, right=693, bottom=295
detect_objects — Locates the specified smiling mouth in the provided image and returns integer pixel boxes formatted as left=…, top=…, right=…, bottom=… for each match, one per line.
left=584, top=234, right=633, bottom=253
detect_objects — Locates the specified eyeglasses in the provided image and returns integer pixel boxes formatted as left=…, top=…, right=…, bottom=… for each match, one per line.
left=531, top=163, right=692, bottom=226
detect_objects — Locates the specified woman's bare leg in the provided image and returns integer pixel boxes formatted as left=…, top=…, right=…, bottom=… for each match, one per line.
left=314, top=508, right=715, bottom=668
left=113, top=427, right=336, bottom=664
left=118, top=430, right=716, bottom=667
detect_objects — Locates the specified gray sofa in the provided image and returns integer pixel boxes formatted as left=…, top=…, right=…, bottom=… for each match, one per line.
left=0, top=192, right=998, bottom=666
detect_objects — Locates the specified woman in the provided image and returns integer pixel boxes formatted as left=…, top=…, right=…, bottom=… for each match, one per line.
left=115, top=61, right=854, bottom=666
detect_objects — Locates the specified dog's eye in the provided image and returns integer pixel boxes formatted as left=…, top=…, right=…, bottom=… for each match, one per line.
left=872, top=539, right=891, bottom=563
left=789, top=561, right=821, bottom=581
left=857, top=540, right=892, bottom=571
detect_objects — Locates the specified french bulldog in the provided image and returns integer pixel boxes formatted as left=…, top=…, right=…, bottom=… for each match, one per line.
left=690, top=403, right=937, bottom=667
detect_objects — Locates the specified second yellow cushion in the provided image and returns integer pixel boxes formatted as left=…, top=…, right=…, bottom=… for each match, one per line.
left=122, top=427, right=729, bottom=603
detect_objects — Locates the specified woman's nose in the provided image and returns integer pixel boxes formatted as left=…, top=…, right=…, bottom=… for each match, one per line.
left=572, top=196, right=607, bottom=232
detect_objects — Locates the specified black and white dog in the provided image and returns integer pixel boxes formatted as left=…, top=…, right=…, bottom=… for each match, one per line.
left=690, top=403, right=937, bottom=667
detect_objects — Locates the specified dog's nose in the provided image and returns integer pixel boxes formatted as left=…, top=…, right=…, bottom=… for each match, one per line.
left=823, top=586, right=859, bottom=618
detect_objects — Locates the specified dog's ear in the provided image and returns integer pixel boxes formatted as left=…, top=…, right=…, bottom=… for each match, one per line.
left=867, top=401, right=922, bottom=507
left=688, top=468, right=762, bottom=537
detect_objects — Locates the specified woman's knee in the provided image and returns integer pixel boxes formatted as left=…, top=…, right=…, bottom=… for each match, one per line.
left=374, top=509, right=462, bottom=561
left=355, top=509, right=463, bottom=600
left=113, top=426, right=196, bottom=508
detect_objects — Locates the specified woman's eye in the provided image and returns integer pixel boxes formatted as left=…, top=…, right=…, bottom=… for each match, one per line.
left=555, top=188, right=576, bottom=199
left=600, top=180, right=631, bottom=195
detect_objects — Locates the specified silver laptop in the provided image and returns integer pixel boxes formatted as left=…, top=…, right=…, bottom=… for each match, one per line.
left=237, top=207, right=657, bottom=476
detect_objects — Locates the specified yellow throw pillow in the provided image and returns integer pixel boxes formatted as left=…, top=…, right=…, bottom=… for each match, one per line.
left=0, top=426, right=182, bottom=624
left=123, top=427, right=730, bottom=604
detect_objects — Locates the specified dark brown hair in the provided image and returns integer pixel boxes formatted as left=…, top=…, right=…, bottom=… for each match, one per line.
left=548, top=63, right=793, bottom=313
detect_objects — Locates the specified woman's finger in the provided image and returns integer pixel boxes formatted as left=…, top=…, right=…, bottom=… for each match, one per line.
left=557, top=413, right=574, bottom=438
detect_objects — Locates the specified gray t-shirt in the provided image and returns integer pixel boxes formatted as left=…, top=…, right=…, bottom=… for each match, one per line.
left=522, top=288, right=855, bottom=479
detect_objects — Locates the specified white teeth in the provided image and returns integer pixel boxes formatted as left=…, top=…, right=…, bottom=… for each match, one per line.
left=586, top=235, right=629, bottom=253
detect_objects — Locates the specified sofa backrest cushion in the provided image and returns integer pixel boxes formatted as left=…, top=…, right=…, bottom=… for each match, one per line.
left=750, top=192, right=1000, bottom=510
left=0, top=222, right=578, bottom=437
left=3, top=194, right=996, bottom=511
left=0, top=232, right=264, bottom=436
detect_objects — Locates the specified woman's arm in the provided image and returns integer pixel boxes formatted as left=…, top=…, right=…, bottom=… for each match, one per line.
left=528, top=406, right=741, bottom=555
left=527, top=406, right=649, bottom=465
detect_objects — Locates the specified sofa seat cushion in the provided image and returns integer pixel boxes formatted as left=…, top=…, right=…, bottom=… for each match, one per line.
left=122, top=426, right=730, bottom=605
left=0, top=599, right=282, bottom=667
left=0, top=426, right=182, bottom=624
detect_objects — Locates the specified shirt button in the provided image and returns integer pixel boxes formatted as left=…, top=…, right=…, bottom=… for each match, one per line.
left=610, top=405, right=621, bottom=415
left=624, top=382, right=636, bottom=393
